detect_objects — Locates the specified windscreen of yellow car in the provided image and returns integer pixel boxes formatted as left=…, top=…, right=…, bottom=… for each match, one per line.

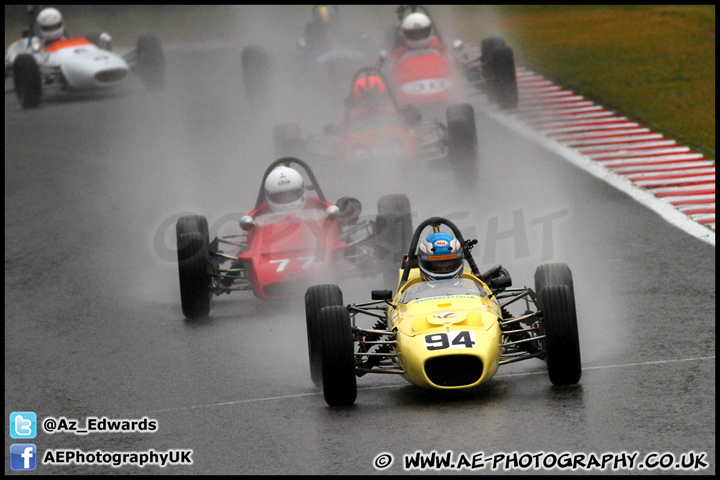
left=401, top=278, right=486, bottom=303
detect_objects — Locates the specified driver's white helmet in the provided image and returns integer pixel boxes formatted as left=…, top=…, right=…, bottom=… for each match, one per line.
left=37, top=7, right=65, bottom=43
left=401, top=12, right=432, bottom=49
left=264, top=166, right=306, bottom=213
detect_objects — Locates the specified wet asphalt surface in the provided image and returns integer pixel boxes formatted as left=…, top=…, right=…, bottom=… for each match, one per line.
left=4, top=42, right=715, bottom=475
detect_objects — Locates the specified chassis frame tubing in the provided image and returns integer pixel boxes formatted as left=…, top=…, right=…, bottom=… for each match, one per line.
left=349, top=301, right=399, bottom=375
left=496, top=286, right=537, bottom=310
left=496, top=286, right=547, bottom=364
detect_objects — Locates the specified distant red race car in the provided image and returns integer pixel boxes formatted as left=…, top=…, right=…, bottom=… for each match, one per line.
left=382, top=5, right=518, bottom=110
left=273, top=67, right=480, bottom=179
left=175, top=157, right=412, bottom=318
left=339, top=66, right=420, bottom=167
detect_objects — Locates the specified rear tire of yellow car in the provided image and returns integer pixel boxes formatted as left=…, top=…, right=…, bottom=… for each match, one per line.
left=176, top=215, right=211, bottom=319
left=540, top=285, right=582, bottom=386
left=13, top=54, right=42, bottom=108
left=318, top=305, right=357, bottom=406
left=305, top=284, right=344, bottom=388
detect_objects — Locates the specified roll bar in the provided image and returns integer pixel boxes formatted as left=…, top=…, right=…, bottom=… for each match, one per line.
left=254, top=157, right=327, bottom=209
left=400, top=216, right=480, bottom=283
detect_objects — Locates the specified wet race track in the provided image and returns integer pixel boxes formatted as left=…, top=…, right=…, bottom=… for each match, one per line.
left=4, top=13, right=715, bottom=475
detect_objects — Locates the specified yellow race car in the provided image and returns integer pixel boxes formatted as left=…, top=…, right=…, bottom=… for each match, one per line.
left=305, top=216, right=581, bottom=406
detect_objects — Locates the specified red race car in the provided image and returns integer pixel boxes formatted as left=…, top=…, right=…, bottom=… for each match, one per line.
left=273, top=66, right=480, bottom=180
left=175, top=157, right=412, bottom=318
left=339, top=66, right=420, bottom=167
left=382, top=5, right=518, bottom=110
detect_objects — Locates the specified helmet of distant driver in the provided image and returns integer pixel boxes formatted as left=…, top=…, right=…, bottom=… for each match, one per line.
left=352, top=73, right=388, bottom=111
left=37, top=7, right=65, bottom=43
left=401, top=12, right=432, bottom=49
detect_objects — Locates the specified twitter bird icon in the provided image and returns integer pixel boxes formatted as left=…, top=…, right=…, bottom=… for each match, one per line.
left=10, top=412, right=37, bottom=439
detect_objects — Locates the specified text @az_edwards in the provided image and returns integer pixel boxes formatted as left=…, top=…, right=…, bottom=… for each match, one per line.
left=42, top=416, right=157, bottom=435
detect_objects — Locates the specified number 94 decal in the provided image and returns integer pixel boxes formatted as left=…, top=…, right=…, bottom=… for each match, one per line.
left=424, top=331, right=476, bottom=350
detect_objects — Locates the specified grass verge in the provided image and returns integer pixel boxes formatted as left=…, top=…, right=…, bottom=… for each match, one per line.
left=457, top=5, right=715, bottom=159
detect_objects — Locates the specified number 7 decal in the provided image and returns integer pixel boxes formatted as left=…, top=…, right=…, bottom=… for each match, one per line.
left=269, top=259, right=290, bottom=272
left=298, top=256, right=315, bottom=269
left=269, top=256, right=315, bottom=272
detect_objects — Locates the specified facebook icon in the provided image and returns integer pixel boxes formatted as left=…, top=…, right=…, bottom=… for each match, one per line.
left=10, top=444, right=37, bottom=471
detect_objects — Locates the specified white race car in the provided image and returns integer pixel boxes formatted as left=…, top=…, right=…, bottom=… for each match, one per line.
left=5, top=31, right=165, bottom=108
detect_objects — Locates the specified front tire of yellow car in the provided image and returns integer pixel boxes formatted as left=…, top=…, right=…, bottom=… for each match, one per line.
left=305, top=284, right=344, bottom=387
left=318, top=305, right=357, bottom=406
left=540, top=285, right=582, bottom=386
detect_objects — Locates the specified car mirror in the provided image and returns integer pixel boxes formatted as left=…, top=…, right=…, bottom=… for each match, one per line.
left=489, top=276, right=512, bottom=289
left=371, top=290, right=393, bottom=300
left=324, top=205, right=340, bottom=219
left=480, top=264, right=502, bottom=281
left=239, top=215, right=255, bottom=231
left=336, top=197, right=362, bottom=224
